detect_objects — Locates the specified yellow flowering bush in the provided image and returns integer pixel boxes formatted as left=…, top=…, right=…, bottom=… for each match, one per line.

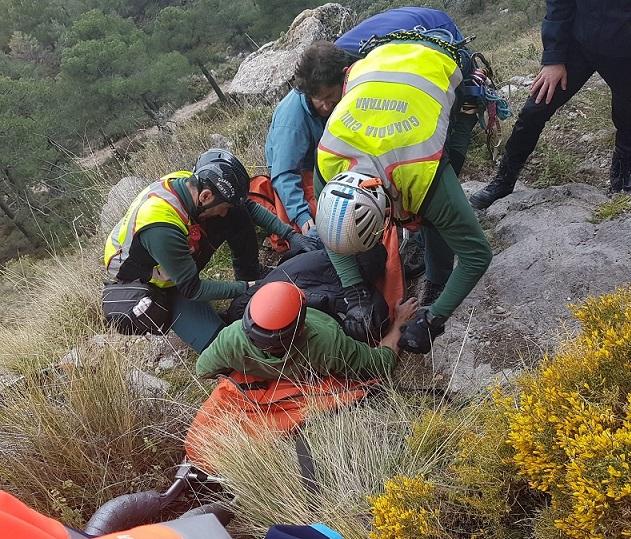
left=369, top=475, right=443, bottom=539
left=371, top=401, right=535, bottom=539
left=506, top=287, right=631, bottom=539
left=369, top=288, right=631, bottom=539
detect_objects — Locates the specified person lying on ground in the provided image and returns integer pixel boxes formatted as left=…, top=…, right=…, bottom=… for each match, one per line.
left=224, top=245, right=390, bottom=343
left=102, top=148, right=318, bottom=352
left=196, top=281, right=417, bottom=381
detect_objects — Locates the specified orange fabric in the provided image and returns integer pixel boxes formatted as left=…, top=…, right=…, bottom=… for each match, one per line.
left=248, top=172, right=316, bottom=253
left=377, top=224, right=405, bottom=322
left=100, top=523, right=181, bottom=539
left=185, top=372, right=376, bottom=472
left=0, top=491, right=69, bottom=539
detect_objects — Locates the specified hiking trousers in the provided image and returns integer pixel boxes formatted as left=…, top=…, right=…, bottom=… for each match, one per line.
left=421, top=164, right=492, bottom=318
left=503, top=40, right=631, bottom=168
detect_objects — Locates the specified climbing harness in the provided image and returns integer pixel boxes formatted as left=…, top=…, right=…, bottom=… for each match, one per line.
left=358, top=30, right=512, bottom=161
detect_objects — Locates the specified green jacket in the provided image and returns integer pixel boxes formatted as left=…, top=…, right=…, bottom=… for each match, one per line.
left=196, top=308, right=396, bottom=380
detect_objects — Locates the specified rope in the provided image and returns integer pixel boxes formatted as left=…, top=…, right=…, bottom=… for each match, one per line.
left=358, top=29, right=467, bottom=67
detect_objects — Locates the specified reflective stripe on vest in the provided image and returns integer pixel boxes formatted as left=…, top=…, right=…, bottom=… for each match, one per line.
left=104, top=177, right=191, bottom=288
left=318, top=41, right=462, bottom=216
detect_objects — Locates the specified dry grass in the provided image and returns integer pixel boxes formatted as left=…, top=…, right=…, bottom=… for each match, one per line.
left=125, top=101, right=274, bottom=182
left=0, top=242, right=104, bottom=373
left=590, top=194, right=631, bottom=223
left=190, top=385, right=481, bottom=539
left=0, top=348, right=190, bottom=527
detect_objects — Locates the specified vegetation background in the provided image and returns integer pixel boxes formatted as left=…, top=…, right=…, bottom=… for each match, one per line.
left=1, top=0, right=630, bottom=537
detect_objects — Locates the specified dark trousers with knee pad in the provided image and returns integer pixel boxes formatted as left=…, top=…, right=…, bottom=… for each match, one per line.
left=172, top=207, right=261, bottom=352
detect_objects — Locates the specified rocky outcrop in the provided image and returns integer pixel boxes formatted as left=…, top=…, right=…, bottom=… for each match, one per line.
left=228, top=3, right=354, bottom=102
left=427, top=182, right=631, bottom=392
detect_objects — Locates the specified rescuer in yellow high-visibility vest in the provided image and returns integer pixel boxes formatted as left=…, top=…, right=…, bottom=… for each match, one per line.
left=102, top=148, right=318, bottom=352
left=313, top=37, right=493, bottom=354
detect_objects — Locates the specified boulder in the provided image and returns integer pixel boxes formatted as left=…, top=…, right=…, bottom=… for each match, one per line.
left=99, top=176, right=149, bottom=233
left=228, top=3, right=355, bottom=102
left=426, top=182, right=631, bottom=392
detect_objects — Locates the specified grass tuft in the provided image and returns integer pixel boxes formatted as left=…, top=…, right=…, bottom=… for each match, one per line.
left=590, top=194, right=631, bottom=223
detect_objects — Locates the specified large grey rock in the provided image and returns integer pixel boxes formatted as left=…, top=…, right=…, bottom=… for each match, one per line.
left=99, top=176, right=149, bottom=233
left=228, top=3, right=354, bottom=102
left=430, top=182, right=631, bottom=392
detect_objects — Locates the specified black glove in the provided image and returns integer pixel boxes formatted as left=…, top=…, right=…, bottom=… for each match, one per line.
left=286, top=231, right=320, bottom=255
left=398, top=308, right=446, bottom=354
left=341, top=285, right=375, bottom=342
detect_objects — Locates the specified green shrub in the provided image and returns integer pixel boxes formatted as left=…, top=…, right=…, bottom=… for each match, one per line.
left=590, top=195, right=631, bottom=224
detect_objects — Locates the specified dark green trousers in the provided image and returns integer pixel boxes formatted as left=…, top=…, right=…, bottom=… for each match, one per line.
left=421, top=164, right=492, bottom=318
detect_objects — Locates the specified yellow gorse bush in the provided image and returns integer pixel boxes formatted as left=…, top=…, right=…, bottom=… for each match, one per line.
left=506, top=287, right=631, bottom=539
left=369, top=475, right=442, bottom=539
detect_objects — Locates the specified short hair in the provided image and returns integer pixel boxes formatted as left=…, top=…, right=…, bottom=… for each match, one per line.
left=294, top=41, right=351, bottom=97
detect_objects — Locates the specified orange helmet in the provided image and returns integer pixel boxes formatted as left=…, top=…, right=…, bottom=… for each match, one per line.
left=242, top=282, right=307, bottom=355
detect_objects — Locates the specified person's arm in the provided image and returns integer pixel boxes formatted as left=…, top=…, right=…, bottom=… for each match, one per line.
left=245, top=200, right=319, bottom=253
left=244, top=199, right=293, bottom=237
left=268, top=124, right=314, bottom=228
left=541, top=0, right=575, bottom=65
left=325, top=298, right=417, bottom=378
left=326, top=248, right=364, bottom=287
left=195, top=324, right=239, bottom=379
left=422, top=166, right=492, bottom=319
left=379, top=298, right=418, bottom=352
left=140, top=226, right=247, bottom=301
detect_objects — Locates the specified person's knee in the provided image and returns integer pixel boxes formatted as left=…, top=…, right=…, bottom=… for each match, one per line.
left=478, top=240, right=493, bottom=273
left=518, top=97, right=555, bottom=126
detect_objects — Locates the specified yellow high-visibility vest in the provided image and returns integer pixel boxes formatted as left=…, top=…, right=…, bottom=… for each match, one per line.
left=104, top=172, right=192, bottom=288
left=317, top=41, right=462, bottom=217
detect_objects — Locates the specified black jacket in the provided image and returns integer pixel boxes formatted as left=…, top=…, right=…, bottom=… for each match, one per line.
left=542, top=0, right=631, bottom=64
left=226, top=248, right=390, bottom=343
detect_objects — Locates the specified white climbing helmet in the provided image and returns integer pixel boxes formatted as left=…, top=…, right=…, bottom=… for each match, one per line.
left=316, top=171, right=388, bottom=255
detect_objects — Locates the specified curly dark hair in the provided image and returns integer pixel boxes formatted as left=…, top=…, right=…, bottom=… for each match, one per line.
left=294, top=41, right=352, bottom=97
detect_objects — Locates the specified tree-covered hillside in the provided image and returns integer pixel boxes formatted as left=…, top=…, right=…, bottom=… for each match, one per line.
left=0, top=0, right=327, bottom=262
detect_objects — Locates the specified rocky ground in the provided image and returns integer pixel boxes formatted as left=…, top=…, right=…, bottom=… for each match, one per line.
left=419, top=181, right=631, bottom=392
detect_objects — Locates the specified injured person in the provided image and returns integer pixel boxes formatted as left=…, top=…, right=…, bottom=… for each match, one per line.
left=225, top=245, right=392, bottom=343
left=196, top=281, right=417, bottom=382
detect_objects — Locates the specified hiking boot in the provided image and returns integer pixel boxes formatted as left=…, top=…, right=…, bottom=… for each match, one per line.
left=609, top=154, right=631, bottom=193
left=419, top=280, right=445, bottom=307
left=469, top=158, right=523, bottom=210
left=402, top=233, right=426, bottom=280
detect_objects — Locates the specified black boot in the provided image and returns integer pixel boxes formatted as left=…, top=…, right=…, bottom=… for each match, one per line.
left=609, top=154, right=631, bottom=193
left=419, top=280, right=445, bottom=307
left=469, top=158, right=523, bottom=210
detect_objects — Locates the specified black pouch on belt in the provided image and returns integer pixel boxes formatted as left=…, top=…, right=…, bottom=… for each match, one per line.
left=101, top=281, right=171, bottom=335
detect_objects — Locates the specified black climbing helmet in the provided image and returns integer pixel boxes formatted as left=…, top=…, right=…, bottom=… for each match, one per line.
left=193, top=148, right=250, bottom=206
